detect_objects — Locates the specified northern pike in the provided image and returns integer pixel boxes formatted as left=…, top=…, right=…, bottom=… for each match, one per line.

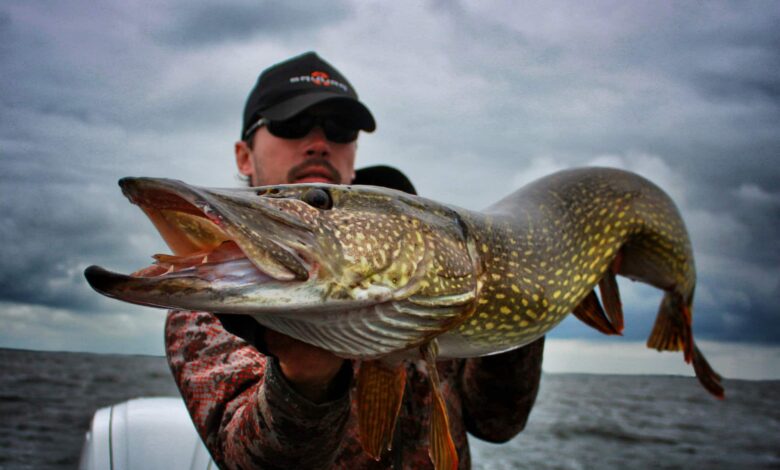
left=84, top=167, right=724, bottom=470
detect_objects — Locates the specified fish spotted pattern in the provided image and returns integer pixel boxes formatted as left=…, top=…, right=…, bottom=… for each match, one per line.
left=85, top=167, right=723, bottom=470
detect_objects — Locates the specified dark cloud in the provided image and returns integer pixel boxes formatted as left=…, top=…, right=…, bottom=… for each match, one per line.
left=695, top=71, right=780, bottom=108
left=159, top=0, right=351, bottom=46
left=547, top=277, right=780, bottom=344
left=683, top=8, right=780, bottom=107
left=419, top=3, right=780, bottom=319
left=0, top=174, right=162, bottom=313
left=697, top=302, right=780, bottom=343
left=0, top=0, right=778, bottom=356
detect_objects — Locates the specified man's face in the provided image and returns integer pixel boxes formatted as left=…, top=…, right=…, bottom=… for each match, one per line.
left=236, top=105, right=358, bottom=187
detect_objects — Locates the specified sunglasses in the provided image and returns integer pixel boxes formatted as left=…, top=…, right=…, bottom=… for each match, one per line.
left=244, top=114, right=360, bottom=144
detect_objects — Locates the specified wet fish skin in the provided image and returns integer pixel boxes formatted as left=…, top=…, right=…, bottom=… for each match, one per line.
left=85, top=167, right=724, bottom=470
left=87, top=177, right=482, bottom=357
left=85, top=167, right=721, bottom=396
left=438, top=167, right=696, bottom=357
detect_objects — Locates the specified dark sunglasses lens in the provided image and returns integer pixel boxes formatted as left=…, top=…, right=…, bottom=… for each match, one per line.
left=322, top=118, right=358, bottom=143
left=267, top=115, right=313, bottom=139
left=267, top=115, right=358, bottom=143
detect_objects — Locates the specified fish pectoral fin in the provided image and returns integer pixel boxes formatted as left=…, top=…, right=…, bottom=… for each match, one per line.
left=572, top=290, right=621, bottom=335
left=356, top=360, right=406, bottom=460
left=598, top=263, right=625, bottom=334
left=422, top=342, right=458, bottom=470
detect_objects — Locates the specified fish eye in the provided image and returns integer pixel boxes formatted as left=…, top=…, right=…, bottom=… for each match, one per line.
left=302, top=188, right=332, bottom=210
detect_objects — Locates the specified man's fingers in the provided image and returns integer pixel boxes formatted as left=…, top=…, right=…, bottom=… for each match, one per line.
left=264, top=329, right=345, bottom=385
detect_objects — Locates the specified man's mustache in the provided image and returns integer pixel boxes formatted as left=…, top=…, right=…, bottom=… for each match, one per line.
left=287, top=159, right=341, bottom=183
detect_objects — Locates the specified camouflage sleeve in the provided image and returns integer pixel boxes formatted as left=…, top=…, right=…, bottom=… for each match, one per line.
left=164, top=310, right=352, bottom=469
left=459, top=336, right=545, bottom=443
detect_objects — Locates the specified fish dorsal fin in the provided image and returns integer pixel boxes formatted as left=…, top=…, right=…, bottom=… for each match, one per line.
left=647, top=292, right=693, bottom=359
left=572, top=290, right=621, bottom=335
left=598, top=258, right=625, bottom=333
left=356, top=360, right=407, bottom=460
left=421, top=342, right=458, bottom=470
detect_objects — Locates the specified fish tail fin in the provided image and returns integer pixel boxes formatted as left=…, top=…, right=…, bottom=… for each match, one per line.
left=647, top=292, right=724, bottom=399
left=692, top=344, right=725, bottom=399
left=356, top=360, right=407, bottom=459
left=422, top=342, right=459, bottom=470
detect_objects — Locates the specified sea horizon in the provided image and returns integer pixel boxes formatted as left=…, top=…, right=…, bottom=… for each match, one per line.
left=3, top=336, right=778, bottom=381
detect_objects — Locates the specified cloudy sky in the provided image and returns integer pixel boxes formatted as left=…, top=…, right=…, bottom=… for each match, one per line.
left=1, top=0, right=778, bottom=379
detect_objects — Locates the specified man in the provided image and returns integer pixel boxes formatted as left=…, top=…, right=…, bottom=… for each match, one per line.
left=165, top=52, right=545, bottom=469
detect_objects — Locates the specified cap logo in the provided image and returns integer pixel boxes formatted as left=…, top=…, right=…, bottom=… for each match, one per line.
left=311, top=71, right=329, bottom=85
left=289, top=71, right=349, bottom=93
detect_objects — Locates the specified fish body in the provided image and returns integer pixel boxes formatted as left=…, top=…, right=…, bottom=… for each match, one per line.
left=85, top=167, right=723, bottom=469
left=438, top=168, right=695, bottom=357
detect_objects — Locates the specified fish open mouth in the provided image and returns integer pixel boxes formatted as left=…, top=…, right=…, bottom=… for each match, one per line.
left=127, top=240, right=276, bottom=284
left=84, top=176, right=476, bottom=358
left=85, top=177, right=314, bottom=299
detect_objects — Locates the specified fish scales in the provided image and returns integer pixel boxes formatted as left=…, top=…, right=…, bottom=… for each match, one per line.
left=88, top=168, right=706, bottom=368
left=438, top=168, right=694, bottom=355
left=85, top=167, right=723, bottom=470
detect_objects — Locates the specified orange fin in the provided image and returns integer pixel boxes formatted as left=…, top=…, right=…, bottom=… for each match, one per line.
left=421, top=343, right=458, bottom=470
left=647, top=292, right=724, bottom=399
left=598, top=266, right=624, bottom=333
left=646, top=292, right=693, bottom=362
left=692, top=344, right=725, bottom=399
left=572, top=290, right=620, bottom=335
left=356, top=360, right=407, bottom=460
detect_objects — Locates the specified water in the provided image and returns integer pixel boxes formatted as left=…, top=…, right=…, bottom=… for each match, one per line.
left=1, top=348, right=778, bottom=469
left=470, top=374, right=780, bottom=469
left=0, top=348, right=178, bottom=469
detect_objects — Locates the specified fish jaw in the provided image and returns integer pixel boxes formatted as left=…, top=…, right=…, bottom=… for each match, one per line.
left=118, top=177, right=313, bottom=280
left=85, top=178, right=479, bottom=313
left=85, top=178, right=484, bottom=358
left=85, top=177, right=338, bottom=313
left=83, top=264, right=392, bottom=315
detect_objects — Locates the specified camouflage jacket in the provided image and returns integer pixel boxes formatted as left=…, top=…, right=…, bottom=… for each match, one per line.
left=165, top=310, right=544, bottom=469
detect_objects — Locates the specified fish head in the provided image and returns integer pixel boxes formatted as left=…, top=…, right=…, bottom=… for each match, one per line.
left=85, top=178, right=479, bottom=318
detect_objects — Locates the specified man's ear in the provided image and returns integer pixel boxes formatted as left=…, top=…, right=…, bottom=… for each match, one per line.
left=235, top=141, right=254, bottom=177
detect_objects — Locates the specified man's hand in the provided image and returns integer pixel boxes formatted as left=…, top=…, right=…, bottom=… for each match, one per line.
left=264, top=329, right=347, bottom=403
left=214, top=313, right=348, bottom=403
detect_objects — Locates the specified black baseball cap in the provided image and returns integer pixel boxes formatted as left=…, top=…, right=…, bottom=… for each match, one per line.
left=353, top=165, right=416, bottom=195
left=242, top=52, right=376, bottom=139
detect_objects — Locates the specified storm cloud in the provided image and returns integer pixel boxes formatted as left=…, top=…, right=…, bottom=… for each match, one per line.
left=158, top=0, right=352, bottom=46
left=1, top=0, right=777, bottom=368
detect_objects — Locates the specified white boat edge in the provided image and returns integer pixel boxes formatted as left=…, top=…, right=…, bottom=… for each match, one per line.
left=78, top=396, right=216, bottom=470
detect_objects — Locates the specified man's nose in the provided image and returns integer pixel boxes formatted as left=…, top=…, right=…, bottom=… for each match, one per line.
left=304, top=127, right=331, bottom=158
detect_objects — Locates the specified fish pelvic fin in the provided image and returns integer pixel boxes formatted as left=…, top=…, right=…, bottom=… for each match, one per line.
left=356, top=360, right=406, bottom=459
left=572, top=290, right=621, bottom=335
left=422, top=342, right=459, bottom=470
left=598, top=258, right=625, bottom=333
left=647, top=292, right=724, bottom=399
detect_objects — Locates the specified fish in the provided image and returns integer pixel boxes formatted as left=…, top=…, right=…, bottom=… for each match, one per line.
left=84, top=167, right=724, bottom=470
